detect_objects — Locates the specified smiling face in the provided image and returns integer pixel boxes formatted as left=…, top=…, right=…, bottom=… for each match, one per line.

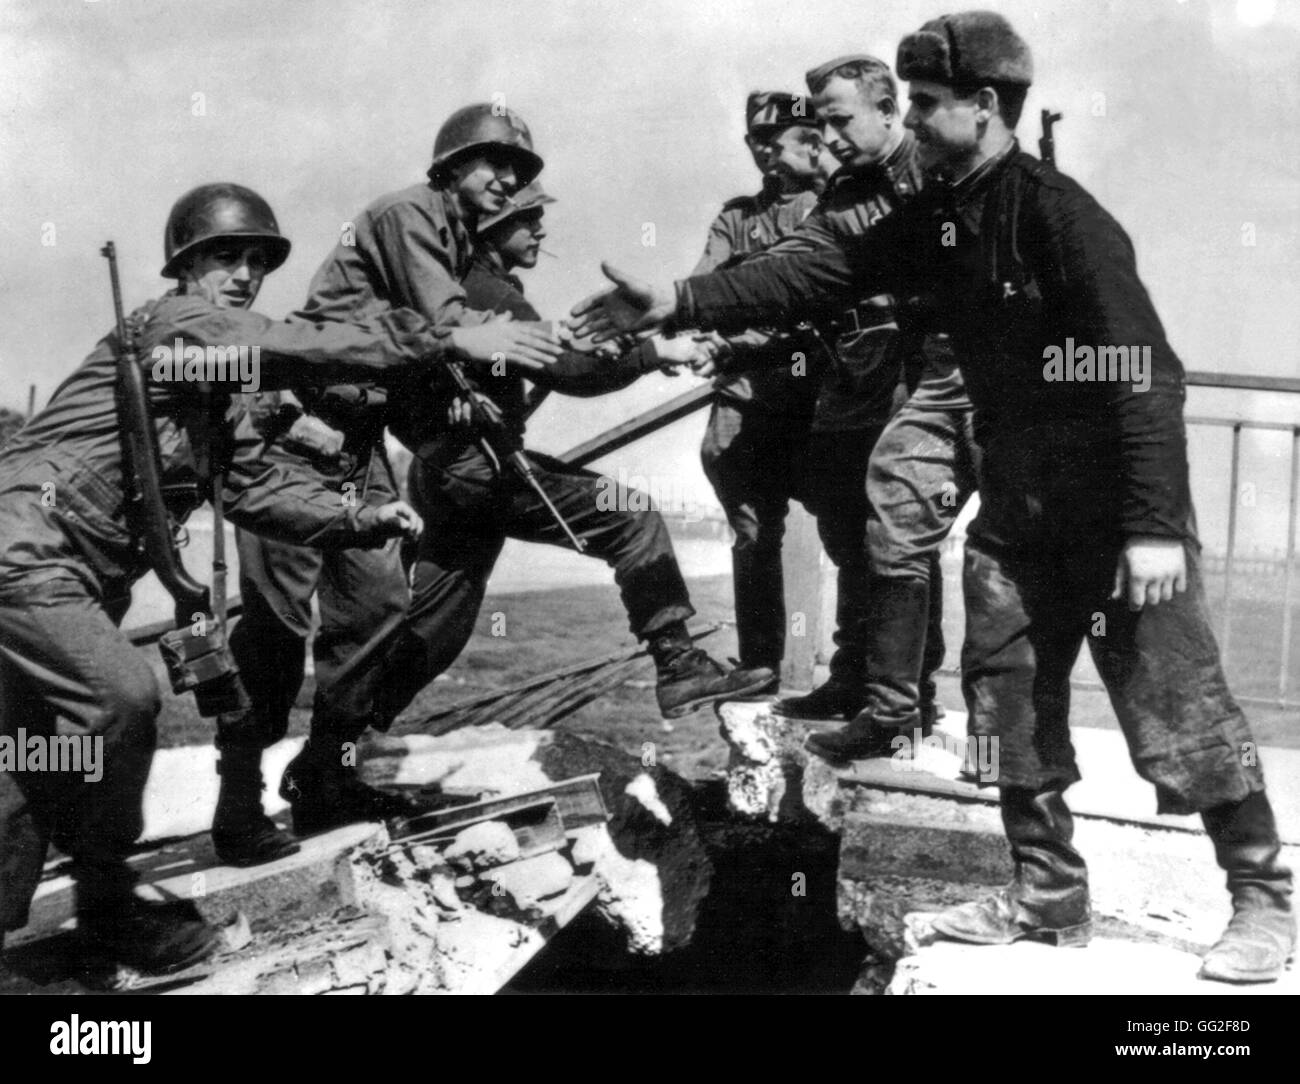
left=903, top=79, right=987, bottom=173
left=451, top=150, right=525, bottom=218
left=813, top=74, right=897, bottom=170
left=486, top=209, right=546, bottom=270
left=178, top=241, right=272, bottom=308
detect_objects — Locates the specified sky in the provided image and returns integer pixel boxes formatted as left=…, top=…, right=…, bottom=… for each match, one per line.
left=1, top=0, right=1298, bottom=553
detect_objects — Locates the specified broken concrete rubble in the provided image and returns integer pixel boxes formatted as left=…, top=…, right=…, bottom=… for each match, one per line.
left=716, top=700, right=1300, bottom=995
left=445, top=821, right=522, bottom=872
left=363, top=725, right=712, bottom=955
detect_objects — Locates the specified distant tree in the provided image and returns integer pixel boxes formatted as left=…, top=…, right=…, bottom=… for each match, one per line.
left=0, top=406, right=26, bottom=450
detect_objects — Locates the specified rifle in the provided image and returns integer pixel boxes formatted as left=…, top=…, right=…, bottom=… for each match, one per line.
left=1039, top=108, right=1062, bottom=169
left=101, top=241, right=248, bottom=716
left=443, top=358, right=586, bottom=553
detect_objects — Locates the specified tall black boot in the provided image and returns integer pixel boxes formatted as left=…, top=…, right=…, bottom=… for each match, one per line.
left=932, top=787, right=1092, bottom=947
left=1199, top=790, right=1295, bottom=983
left=212, top=744, right=301, bottom=868
left=279, top=736, right=431, bottom=837
left=650, top=621, right=776, bottom=719
left=805, top=576, right=930, bottom=761
left=774, top=572, right=867, bottom=720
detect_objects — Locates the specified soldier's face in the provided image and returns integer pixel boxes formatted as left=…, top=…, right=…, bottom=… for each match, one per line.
left=179, top=242, right=269, bottom=309
left=767, top=126, right=823, bottom=181
left=904, top=80, right=981, bottom=170
left=489, top=211, right=546, bottom=270
left=453, top=152, right=522, bottom=217
left=814, top=76, right=896, bottom=169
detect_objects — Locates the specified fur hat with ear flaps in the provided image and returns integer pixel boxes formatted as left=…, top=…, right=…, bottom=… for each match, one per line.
left=896, top=10, right=1033, bottom=88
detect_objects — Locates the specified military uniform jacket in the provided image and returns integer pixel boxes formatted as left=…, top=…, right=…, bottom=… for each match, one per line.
left=290, top=182, right=520, bottom=445
left=756, top=131, right=967, bottom=429
left=0, top=292, right=446, bottom=593
left=400, top=254, right=653, bottom=465
left=678, top=141, right=1190, bottom=541
left=692, top=180, right=824, bottom=416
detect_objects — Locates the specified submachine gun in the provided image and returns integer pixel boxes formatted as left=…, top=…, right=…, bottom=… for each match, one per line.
left=101, top=241, right=248, bottom=716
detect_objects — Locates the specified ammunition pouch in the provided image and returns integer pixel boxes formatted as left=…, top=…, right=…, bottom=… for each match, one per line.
left=159, top=620, right=251, bottom=717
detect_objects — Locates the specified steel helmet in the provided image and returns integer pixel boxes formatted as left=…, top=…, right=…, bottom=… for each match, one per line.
left=161, top=183, right=291, bottom=278
left=427, top=104, right=544, bottom=187
left=476, top=181, right=556, bottom=234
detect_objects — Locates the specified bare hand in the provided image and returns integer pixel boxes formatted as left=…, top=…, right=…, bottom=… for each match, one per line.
left=568, top=262, right=675, bottom=343
left=449, top=317, right=562, bottom=372
left=373, top=501, right=424, bottom=543
left=446, top=391, right=504, bottom=428
left=1110, top=536, right=1187, bottom=610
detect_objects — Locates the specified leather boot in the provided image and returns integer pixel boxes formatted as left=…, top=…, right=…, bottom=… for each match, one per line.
left=805, top=576, right=930, bottom=761
left=1199, top=790, right=1295, bottom=984
left=773, top=678, right=864, bottom=721
left=74, top=862, right=220, bottom=975
left=212, top=746, right=301, bottom=868
left=650, top=622, right=775, bottom=719
left=932, top=787, right=1092, bottom=947
left=279, top=739, right=431, bottom=837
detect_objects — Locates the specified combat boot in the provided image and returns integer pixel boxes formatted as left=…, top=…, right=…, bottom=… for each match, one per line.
left=75, top=868, right=220, bottom=975
left=212, top=746, right=301, bottom=868
left=932, top=787, right=1092, bottom=947
left=1199, top=790, right=1295, bottom=984
left=279, top=741, right=429, bottom=837
left=805, top=576, right=930, bottom=761
left=773, top=679, right=865, bottom=721
left=650, top=623, right=775, bottom=719
left=805, top=709, right=929, bottom=762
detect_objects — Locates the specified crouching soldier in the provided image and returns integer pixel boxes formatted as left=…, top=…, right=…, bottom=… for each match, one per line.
left=294, top=103, right=772, bottom=734
left=380, top=180, right=774, bottom=722
left=0, top=182, right=448, bottom=976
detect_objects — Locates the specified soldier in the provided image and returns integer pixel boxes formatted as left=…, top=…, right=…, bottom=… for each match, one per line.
left=692, top=92, right=825, bottom=682
left=776, top=58, right=979, bottom=760
left=292, top=101, right=769, bottom=738
left=218, top=109, right=565, bottom=861
left=0, top=183, right=445, bottom=974
left=572, top=12, right=1294, bottom=985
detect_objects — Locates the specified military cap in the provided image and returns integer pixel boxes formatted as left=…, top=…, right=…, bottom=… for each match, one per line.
left=476, top=181, right=555, bottom=234
left=746, top=91, right=816, bottom=132
left=896, top=10, right=1033, bottom=88
left=804, top=54, right=895, bottom=95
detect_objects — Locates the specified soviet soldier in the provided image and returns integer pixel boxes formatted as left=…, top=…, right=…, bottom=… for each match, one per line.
left=717, top=61, right=949, bottom=733
left=572, top=11, right=1293, bottom=985
left=217, top=110, right=565, bottom=861
left=288, top=103, right=772, bottom=741
left=772, top=57, right=979, bottom=762
left=0, top=183, right=444, bottom=975
left=692, top=91, right=827, bottom=681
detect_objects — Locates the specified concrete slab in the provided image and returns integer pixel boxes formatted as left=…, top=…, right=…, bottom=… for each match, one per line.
left=8, top=823, right=381, bottom=949
left=891, top=919, right=1300, bottom=996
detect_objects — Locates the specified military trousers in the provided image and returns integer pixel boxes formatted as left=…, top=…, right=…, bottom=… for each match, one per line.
left=700, top=399, right=812, bottom=671
left=962, top=424, right=1263, bottom=815
left=366, top=444, right=696, bottom=728
left=223, top=441, right=408, bottom=752
left=0, top=575, right=158, bottom=930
